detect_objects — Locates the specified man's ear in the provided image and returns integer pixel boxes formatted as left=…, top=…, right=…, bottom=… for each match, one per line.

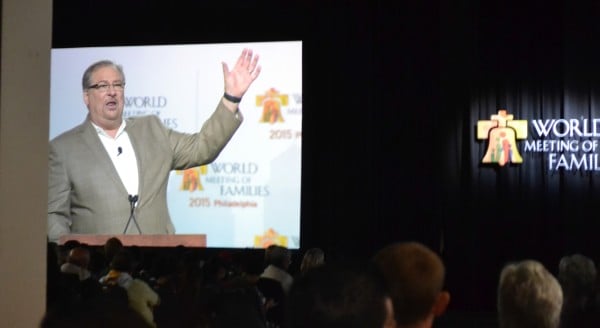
left=382, top=297, right=397, bottom=328
left=432, top=291, right=450, bottom=317
left=83, top=91, right=89, bottom=107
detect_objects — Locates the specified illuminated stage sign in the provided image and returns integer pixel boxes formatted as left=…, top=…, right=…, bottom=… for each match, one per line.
left=478, top=109, right=600, bottom=171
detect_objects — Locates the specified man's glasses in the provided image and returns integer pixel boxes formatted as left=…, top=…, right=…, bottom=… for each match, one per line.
left=87, top=81, right=125, bottom=92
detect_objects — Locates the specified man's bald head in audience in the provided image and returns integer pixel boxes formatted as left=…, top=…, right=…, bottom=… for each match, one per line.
left=67, top=247, right=91, bottom=269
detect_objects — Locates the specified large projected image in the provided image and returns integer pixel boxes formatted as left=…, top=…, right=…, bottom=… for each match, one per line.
left=50, top=41, right=302, bottom=249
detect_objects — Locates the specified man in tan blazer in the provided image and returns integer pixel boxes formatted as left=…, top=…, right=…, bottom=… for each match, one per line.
left=47, top=49, right=261, bottom=242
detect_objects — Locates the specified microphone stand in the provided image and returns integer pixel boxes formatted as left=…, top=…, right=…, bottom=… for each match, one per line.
left=123, top=194, right=142, bottom=234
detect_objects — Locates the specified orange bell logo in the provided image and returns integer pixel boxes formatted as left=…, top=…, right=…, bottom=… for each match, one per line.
left=256, top=88, right=288, bottom=124
left=477, top=109, right=528, bottom=166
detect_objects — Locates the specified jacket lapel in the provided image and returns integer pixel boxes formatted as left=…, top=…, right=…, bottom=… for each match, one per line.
left=80, top=119, right=128, bottom=194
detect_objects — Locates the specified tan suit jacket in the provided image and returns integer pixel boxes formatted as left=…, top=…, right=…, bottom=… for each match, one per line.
left=47, top=102, right=241, bottom=242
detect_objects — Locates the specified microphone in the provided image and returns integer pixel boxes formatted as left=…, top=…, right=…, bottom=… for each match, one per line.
left=117, top=147, right=123, bottom=156
left=128, top=194, right=138, bottom=204
left=123, top=194, right=141, bottom=234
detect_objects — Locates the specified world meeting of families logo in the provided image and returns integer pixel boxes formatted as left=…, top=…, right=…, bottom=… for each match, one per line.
left=477, top=109, right=600, bottom=171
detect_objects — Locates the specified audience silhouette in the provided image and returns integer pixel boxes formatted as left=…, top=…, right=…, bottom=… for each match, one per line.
left=256, top=244, right=294, bottom=327
left=287, top=262, right=396, bottom=328
left=60, top=246, right=103, bottom=302
left=99, top=249, right=160, bottom=327
left=43, top=242, right=151, bottom=328
left=299, top=247, right=325, bottom=275
left=260, top=244, right=294, bottom=293
left=44, top=239, right=600, bottom=328
left=557, top=253, right=599, bottom=327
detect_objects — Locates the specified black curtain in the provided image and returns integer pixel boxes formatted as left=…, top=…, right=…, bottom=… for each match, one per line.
left=436, top=0, right=600, bottom=310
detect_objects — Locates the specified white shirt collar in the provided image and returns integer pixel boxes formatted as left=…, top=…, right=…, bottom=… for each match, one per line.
left=91, top=119, right=127, bottom=138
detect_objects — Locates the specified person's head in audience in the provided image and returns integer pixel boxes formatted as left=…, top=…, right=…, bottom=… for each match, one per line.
left=104, top=237, right=124, bottom=263
left=265, top=244, right=292, bottom=271
left=557, top=253, right=597, bottom=326
left=110, top=249, right=134, bottom=273
left=60, top=246, right=93, bottom=281
left=300, top=247, right=325, bottom=275
left=497, top=259, right=563, bottom=328
left=372, top=241, right=450, bottom=328
left=287, top=263, right=396, bottom=328
left=58, top=240, right=82, bottom=265
left=558, top=253, right=597, bottom=299
left=231, top=249, right=265, bottom=284
left=66, top=247, right=91, bottom=269
left=202, top=252, right=231, bottom=286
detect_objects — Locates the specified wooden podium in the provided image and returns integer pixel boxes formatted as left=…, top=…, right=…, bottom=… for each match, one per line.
left=58, top=234, right=206, bottom=247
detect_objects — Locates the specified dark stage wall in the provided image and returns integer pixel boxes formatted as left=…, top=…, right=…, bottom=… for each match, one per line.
left=52, top=0, right=600, bottom=312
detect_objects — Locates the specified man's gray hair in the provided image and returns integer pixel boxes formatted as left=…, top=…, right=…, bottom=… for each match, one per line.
left=81, top=60, right=125, bottom=90
left=498, top=259, right=563, bottom=328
